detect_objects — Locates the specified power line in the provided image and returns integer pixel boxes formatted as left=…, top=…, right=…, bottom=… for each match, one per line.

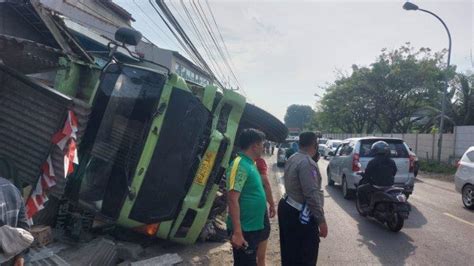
left=152, top=0, right=209, bottom=71
left=204, top=0, right=244, bottom=92
left=148, top=0, right=208, bottom=72
left=179, top=0, right=229, bottom=84
left=131, top=0, right=180, bottom=51
left=172, top=0, right=228, bottom=84
left=183, top=0, right=244, bottom=93
left=152, top=0, right=224, bottom=88
left=193, top=1, right=233, bottom=77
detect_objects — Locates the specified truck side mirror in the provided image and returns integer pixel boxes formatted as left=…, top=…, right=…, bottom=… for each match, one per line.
left=115, top=27, right=142, bottom=46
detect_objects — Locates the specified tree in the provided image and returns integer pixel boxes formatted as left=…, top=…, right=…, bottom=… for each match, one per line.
left=284, top=105, right=315, bottom=130
left=314, top=44, right=455, bottom=133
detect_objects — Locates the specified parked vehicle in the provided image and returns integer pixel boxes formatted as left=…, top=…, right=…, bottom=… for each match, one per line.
left=355, top=173, right=411, bottom=232
left=318, top=138, right=328, bottom=145
left=327, top=137, right=416, bottom=199
left=454, top=146, right=474, bottom=210
left=318, top=144, right=326, bottom=156
left=277, top=139, right=298, bottom=167
left=321, top=139, right=342, bottom=159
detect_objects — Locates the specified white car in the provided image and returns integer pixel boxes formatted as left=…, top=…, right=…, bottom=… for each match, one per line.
left=277, top=138, right=299, bottom=167
left=455, top=146, right=474, bottom=210
left=321, top=139, right=342, bottom=159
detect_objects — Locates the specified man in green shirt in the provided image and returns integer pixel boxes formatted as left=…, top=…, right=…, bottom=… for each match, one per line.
left=227, top=129, right=267, bottom=266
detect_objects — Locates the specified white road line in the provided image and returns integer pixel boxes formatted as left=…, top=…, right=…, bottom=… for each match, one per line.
left=443, top=212, right=474, bottom=227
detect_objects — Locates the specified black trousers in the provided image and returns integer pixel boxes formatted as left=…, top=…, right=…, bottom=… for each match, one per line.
left=357, top=184, right=378, bottom=206
left=278, top=199, right=319, bottom=266
left=231, top=229, right=264, bottom=266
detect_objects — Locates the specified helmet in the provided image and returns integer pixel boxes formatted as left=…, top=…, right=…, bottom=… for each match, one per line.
left=371, top=141, right=390, bottom=156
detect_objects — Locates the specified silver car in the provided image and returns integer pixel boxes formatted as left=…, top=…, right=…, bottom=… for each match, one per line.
left=454, top=146, right=474, bottom=210
left=327, top=137, right=416, bottom=199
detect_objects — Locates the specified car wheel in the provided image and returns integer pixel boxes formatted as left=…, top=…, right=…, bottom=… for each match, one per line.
left=342, top=176, right=353, bottom=199
left=327, top=169, right=335, bottom=186
left=462, top=184, right=474, bottom=210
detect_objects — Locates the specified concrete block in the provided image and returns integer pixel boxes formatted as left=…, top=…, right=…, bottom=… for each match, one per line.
left=131, top=253, right=183, bottom=266
left=116, top=241, right=144, bottom=261
left=31, top=225, right=53, bottom=247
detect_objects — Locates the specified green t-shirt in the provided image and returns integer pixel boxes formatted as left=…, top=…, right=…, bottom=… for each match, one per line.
left=226, top=153, right=267, bottom=232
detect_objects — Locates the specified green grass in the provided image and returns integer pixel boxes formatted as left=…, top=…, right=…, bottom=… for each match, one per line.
left=419, top=160, right=457, bottom=175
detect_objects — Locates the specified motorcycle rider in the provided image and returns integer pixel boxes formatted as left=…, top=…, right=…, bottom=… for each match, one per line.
left=358, top=141, right=398, bottom=209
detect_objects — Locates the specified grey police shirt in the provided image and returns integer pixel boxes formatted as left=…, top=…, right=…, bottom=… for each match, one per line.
left=283, top=151, right=326, bottom=224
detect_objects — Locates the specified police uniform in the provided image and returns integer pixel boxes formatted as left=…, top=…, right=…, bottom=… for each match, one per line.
left=278, top=151, right=325, bottom=266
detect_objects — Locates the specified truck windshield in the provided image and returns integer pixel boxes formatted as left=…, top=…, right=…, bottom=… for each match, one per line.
left=78, top=64, right=166, bottom=218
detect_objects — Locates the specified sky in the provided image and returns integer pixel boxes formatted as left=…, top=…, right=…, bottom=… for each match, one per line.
left=116, top=0, right=473, bottom=122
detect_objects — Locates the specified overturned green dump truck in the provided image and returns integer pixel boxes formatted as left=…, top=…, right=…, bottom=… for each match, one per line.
left=0, top=2, right=286, bottom=245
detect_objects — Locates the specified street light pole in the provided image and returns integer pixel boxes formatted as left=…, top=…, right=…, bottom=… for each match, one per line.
left=403, top=2, right=452, bottom=162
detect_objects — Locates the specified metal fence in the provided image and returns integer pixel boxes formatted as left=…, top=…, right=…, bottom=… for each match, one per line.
left=323, top=126, right=474, bottom=163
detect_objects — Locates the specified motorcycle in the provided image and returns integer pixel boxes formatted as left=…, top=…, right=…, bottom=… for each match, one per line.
left=355, top=172, right=411, bottom=232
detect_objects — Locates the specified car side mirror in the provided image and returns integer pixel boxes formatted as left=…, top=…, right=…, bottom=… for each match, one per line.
left=328, top=151, right=335, bottom=156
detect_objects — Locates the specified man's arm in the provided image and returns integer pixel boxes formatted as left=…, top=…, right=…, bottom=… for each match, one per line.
left=298, top=160, right=326, bottom=225
left=261, top=173, right=276, bottom=218
left=228, top=191, right=247, bottom=249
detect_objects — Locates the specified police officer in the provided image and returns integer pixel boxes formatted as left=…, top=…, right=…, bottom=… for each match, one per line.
left=358, top=141, right=398, bottom=208
left=278, top=132, right=328, bottom=266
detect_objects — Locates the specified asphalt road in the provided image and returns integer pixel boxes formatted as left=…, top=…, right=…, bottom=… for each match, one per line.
left=139, top=155, right=473, bottom=265
left=270, top=156, right=474, bottom=265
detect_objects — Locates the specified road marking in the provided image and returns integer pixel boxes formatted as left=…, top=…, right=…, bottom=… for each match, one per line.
left=443, top=212, right=474, bottom=227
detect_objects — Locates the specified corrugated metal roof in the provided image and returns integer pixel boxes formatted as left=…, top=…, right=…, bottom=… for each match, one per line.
left=0, top=64, right=90, bottom=200
left=0, top=68, right=70, bottom=189
left=0, top=34, right=63, bottom=73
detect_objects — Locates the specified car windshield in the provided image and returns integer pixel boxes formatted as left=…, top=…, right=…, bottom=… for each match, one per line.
left=359, top=139, right=409, bottom=158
